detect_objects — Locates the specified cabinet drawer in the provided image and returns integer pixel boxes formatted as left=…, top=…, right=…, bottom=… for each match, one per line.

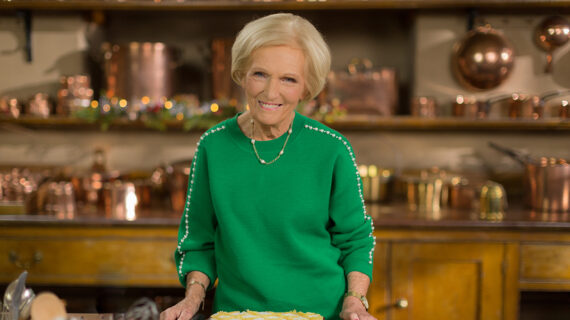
left=520, top=244, right=570, bottom=288
left=0, top=235, right=179, bottom=287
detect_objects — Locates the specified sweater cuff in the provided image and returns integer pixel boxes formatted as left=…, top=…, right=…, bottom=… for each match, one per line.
left=343, top=257, right=373, bottom=282
left=176, top=250, right=217, bottom=289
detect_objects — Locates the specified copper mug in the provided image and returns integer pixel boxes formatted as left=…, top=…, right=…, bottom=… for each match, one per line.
left=452, top=95, right=482, bottom=119
left=26, top=93, right=51, bottom=118
left=39, top=181, right=77, bottom=219
left=410, top=96, right=437, bottom=118
left=104, top=180, right=138, bottom=220
left=508, top=94, right=540, bottom=119
left=0, top=96, right=21, bottom=118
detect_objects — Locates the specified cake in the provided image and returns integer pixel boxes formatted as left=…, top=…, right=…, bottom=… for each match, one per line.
left=209, top=310, right=324, bottom=320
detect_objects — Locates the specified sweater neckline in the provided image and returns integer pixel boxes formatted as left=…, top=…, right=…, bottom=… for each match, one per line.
left=228, top=111, right=305, bottom=152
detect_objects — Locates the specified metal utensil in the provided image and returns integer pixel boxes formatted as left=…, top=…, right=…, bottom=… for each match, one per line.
left=3, top=271, right=28, bottom=320
left=487, top=142, right=534, bottom=166
left=18, top=289, right=34, bottom=320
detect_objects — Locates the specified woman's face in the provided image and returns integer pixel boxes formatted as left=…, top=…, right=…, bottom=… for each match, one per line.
left=242, top=45, right=307, bottom=128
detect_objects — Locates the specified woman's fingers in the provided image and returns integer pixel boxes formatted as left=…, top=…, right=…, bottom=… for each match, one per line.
left=159, top=301, right=197, bottom=320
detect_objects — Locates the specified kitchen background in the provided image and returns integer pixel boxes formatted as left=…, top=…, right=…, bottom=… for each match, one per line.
left=1, top=8, right=569, bottom=178
left=1, top=1, right=570, bottom=319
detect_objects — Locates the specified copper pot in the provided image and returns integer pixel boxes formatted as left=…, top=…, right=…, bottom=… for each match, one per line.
left=326, top=58, right=398, bottom=116
left=452, top=25, right=515, bottom=91
left=410, top=96, right=437, bottom=118
left=489, top=142, right=570, bottom=213
left=452, top=95, right=483, bottom=119
left=525, top=158, right=570, bottom=213
left=151, top=159, right=191, bottom=213
left=538, top=90, right=570, bottom=119
left=534, top=16, right=570, bottom=73
left=102, top=42, right=179, bottom=105
left=447, top=176, right=479, bottom=210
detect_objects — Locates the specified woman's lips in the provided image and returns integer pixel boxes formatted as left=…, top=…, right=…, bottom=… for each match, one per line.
left=259, top=100, right=282, bottom=111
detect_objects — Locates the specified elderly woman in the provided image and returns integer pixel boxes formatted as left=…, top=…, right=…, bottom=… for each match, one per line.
left=161, top=13, right=376, bottom=320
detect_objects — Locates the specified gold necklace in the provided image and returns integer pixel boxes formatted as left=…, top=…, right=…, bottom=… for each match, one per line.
left=250, top=118, right=293, bottom=165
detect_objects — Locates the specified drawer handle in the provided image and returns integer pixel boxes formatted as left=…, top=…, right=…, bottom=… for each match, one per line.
left=375, top=298, right=409, bottom=313
left=395, top=298, right=408, bottom=309
left=9, top=250, right=43, bottom=269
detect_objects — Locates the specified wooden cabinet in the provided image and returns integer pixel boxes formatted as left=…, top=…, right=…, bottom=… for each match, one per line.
left=390, top=242, right=517, bottom=320
left=520, top=243, right=570, bottom=291
left=2, top=219, right=569, bottom=320
left=0, top=225, right=179, bottom=287
left=369, top=234, right=522, bottom=320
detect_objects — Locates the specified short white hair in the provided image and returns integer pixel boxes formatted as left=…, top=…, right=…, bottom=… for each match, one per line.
left=231, top=13, right=331, bottom=101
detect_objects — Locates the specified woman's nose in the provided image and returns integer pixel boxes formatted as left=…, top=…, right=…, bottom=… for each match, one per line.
left=265, top=78, right=280, bottom=99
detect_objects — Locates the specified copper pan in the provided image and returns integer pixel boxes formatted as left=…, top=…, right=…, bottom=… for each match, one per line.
left=489, top=142, right=570, bottom=213
left=534, top=16, right=570, bottom=73
left=452, top=25, right=515, bottom=91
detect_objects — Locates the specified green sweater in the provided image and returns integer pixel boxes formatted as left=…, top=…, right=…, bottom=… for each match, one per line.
left=175, top=112, right=375, bottom=319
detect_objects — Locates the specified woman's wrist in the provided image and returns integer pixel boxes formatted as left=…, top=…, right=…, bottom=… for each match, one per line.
left=185, top=273, right=209, bottom=310
left=188, top=279, right=207, bottom=293
left=184, top=285, right=206, bottom=311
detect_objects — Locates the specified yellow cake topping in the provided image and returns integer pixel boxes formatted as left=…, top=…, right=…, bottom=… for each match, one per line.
left=210, top=310, right=323, bottom=320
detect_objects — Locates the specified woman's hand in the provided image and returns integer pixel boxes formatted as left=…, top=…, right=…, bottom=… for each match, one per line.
left=339, top=296, right=377, bottom=320
left=160, top=295, right=202, bottom=320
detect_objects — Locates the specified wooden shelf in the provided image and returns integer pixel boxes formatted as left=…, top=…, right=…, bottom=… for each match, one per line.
left=329, top=115, right=570, bottom=132
left=1, top=115, right=569, bottom=133
left=1, top=0, right=570, bottom=11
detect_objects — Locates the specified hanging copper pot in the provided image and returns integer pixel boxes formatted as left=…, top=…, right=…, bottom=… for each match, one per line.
left=452, top=25, right=515, bottom=91
left=534, top=16, right=570, bottom=73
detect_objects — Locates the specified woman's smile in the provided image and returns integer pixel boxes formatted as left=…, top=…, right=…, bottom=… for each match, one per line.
left=258, top=100, right=283, bottom=111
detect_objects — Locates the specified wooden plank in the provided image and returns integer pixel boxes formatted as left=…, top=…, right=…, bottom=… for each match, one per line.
left=1, top=0, right=570, bottom=10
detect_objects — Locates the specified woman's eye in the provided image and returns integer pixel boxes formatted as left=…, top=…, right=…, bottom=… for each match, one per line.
left=252, top=71, right=265, bottom=77
left=283, top=77, right=297, bottom=83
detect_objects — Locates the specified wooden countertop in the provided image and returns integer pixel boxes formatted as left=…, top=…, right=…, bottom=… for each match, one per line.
left=1, top=203, right=569, bottom=230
